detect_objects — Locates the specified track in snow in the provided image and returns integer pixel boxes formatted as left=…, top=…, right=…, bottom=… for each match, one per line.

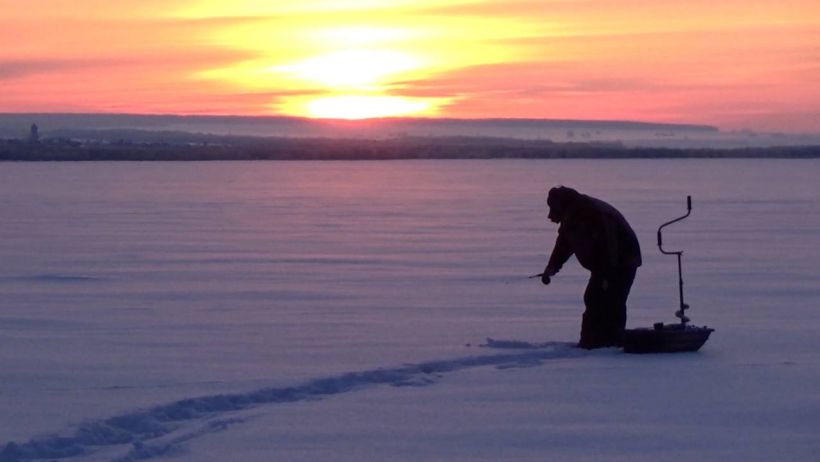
left=1, top=340, right=611, bottom=462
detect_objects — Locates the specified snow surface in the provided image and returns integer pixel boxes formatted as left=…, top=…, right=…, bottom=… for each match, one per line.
left=0, top=159, right=818, bottom=461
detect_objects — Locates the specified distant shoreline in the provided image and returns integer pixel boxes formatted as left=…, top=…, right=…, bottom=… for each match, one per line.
left=2, top=136, right=819, bottom=161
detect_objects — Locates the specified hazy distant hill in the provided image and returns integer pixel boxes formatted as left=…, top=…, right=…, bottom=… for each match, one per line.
left=0, top=113, right=715, bottom=136
left=0, top=113, right=715, bottom=146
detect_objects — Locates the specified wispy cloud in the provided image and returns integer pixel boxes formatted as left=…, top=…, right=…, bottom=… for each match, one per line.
left=0, top=59, right=118, bottom=81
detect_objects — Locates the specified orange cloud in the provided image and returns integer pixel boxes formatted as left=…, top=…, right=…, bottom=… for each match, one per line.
left=1, top=0, right=818, bottom=130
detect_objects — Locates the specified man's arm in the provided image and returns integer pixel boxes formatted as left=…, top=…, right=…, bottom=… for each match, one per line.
left=546, top=233, right=574, bottom=276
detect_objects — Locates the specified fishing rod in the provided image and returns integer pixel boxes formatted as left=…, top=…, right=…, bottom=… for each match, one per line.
left=504, top=272, right=547, bottom=285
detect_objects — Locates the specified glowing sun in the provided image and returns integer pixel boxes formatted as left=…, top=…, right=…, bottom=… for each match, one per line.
left=274, top=50, right=419, bottom=88
left=305, top=95, right=432, bottom=119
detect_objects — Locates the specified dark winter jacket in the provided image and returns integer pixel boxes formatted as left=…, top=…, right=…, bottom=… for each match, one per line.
left=547, top=192, right=642, bottom=275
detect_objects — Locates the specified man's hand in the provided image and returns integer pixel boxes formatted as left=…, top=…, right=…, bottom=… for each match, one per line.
left=542, top=265, right=558, bottom=285
left=541, top=273, right=551, bottom=285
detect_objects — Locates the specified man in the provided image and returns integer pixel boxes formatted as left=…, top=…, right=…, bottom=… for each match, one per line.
left=542, top=186, right=642, bottom=349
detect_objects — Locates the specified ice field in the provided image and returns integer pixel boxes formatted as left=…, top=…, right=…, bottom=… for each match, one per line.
left=1, top=159, right=818, bottom=461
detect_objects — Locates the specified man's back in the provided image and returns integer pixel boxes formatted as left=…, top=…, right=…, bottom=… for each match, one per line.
left=557, top=194, right=641, bottom=272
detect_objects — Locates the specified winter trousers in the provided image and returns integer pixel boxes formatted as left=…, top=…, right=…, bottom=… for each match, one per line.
left=579, top=267, right=637, bottom=349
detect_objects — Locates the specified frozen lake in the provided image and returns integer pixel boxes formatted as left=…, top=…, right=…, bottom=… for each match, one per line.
left=1, top=159, right=818, bottom=460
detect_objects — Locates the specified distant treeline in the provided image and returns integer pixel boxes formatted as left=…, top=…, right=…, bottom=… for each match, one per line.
left=2, top=136, right=819, bottom=161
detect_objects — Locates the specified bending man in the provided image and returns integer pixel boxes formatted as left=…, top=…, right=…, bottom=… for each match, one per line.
left=542, top=186, right=642, bottom=349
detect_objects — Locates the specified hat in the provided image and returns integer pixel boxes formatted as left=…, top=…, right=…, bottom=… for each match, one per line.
left=547, top=186, right=579, bottom=221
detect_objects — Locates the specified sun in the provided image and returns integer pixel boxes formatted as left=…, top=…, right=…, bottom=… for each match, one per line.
left=304, top=95, right=433, bottom=119
left=274, top=50, right=420, bottom=89
left=266, top=47, right=441, bottom=119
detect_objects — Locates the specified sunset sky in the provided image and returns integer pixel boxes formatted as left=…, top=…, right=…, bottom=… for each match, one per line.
left=1, top=0, right=818, bottom=131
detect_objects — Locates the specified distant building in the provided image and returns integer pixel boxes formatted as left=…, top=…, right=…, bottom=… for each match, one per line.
left=28, top=124, right=40, bottom=143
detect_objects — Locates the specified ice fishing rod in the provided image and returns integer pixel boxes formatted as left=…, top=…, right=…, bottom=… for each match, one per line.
left=504, top=273, right=547, bottom=284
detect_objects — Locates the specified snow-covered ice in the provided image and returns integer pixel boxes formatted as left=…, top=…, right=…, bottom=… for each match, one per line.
left=0, top=159, right=818, bottom=461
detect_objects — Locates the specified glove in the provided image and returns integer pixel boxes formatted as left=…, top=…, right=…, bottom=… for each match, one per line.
left=542, top=265, right=558, bottom=285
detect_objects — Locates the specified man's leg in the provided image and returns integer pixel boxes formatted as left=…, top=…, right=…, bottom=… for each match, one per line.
left=602, top=267, right=637, bottom=346
left=580, top=273, right=608, bottom=349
